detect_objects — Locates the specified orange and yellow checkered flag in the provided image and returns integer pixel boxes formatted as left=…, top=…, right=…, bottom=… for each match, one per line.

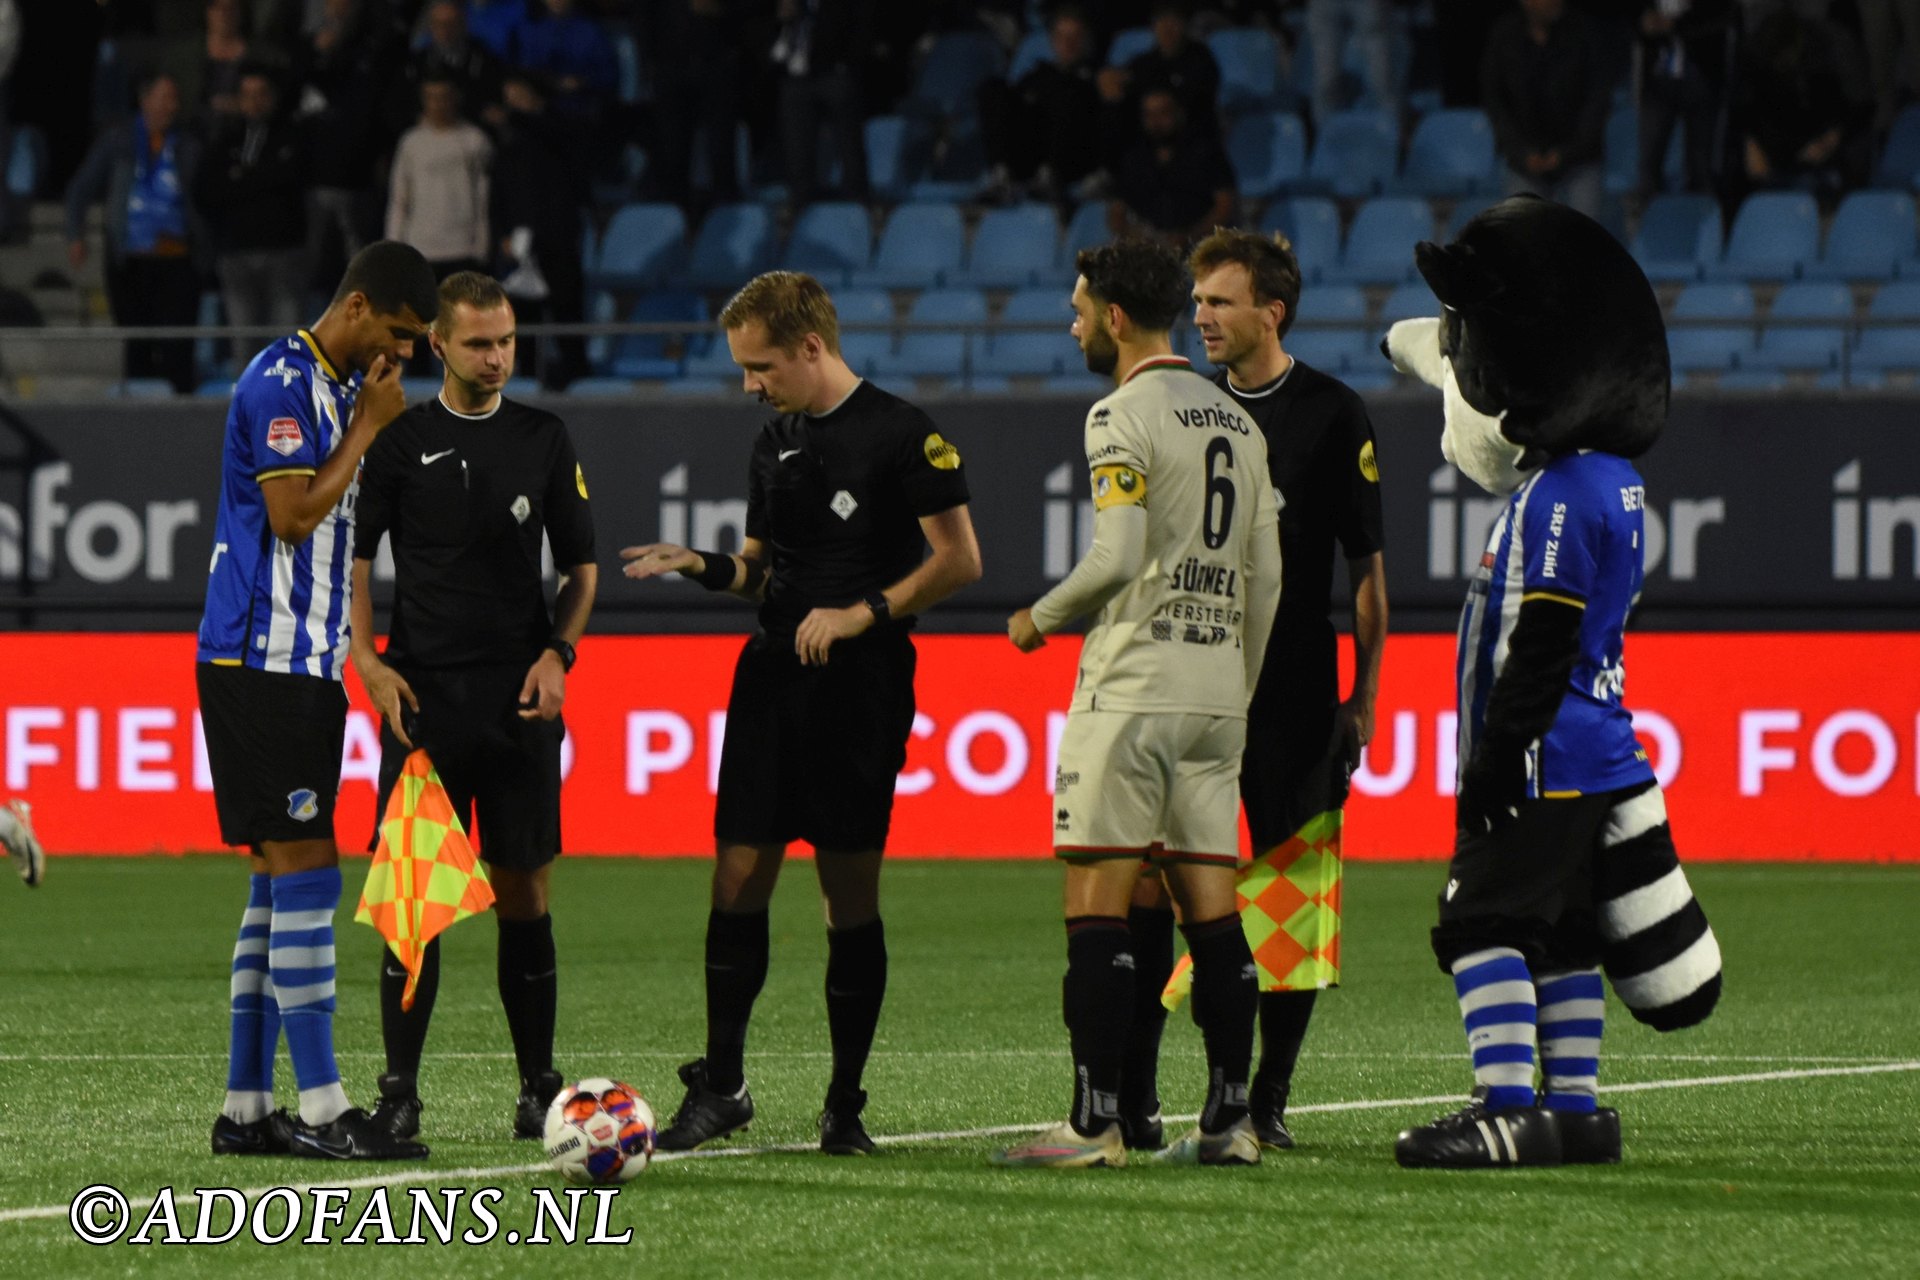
left=1162, top=810, right=1344, bottom=1009
left=354, top=750, right=494, bottom=1010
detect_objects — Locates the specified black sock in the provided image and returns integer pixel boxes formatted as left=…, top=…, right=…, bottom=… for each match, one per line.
left=1062, top=916, right=1133, bottom=1137
left=1183, top=914, right=1257, bottom=1133
left=1121, top=906, right=1176, bottom=1116
left=379, top=938, right=440, bottom=1085
left=1256, top=989, right=1319, bottom=1103
left=497, top=914, right=557, bottom=1088
left=824, top=917, right=887, bottom=1097
left=704, top=908, right=769, bottom=1095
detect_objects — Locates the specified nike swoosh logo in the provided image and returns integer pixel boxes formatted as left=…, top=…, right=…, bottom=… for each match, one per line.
left=290, top=1128, right=356, bottom=1160
left=421, top=450, right=455, bottom=465
left=779, top=449, right=802, bottom=461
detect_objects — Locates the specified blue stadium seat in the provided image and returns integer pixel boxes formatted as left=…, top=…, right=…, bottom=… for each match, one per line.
left=566, top=377, right=640, bottom=396
left=1378, top=278, right=1439, bottom=325
left=782, top=202, right=872, bottom=285
left=684, top=203, right=775, bottom=291
left=973, top=288, right=1077, bottom=378
left=1106, top=26, right=1155, bottom=68
left=1294, top=283, right=1368, bottom=329
left=1057, top=201, right=1113, bottom=279
left=108, top=378, right=178, bottom=398
left=1715, top=369, right=1787, bottom=392
left=1341, top=367, right=1395, bottom=393
left=1817, top=367, right=1887, bottom=390
left=1284, top=329, right=1368, bottom=373
left=906, top=31, right=1004, bottom=125
left=1260, top=196, right=1341, bottom=283
left=7, top=124, right=47, bottom=198
left=1707, top=192, right=1819, bottom=282
left=1443, top=194, right=1502, bottom=241
left=1285, top=286, right=1371, bottom=372
left=401, top=377, right=442, bottom=401
left=1043, top=371, right=1110, bottom=395
left=1227, top=112, right=1308, bottom=199
left=194, top=290, right=226, bottom=383
left=1668, top=283, right=1755, bottom=372
left=830, top=288, right=896, bottom=378
left=1875, top=104, right=1920, bottom=186
left=1852, top=281, right=1920, bottom=373
left=1631, top=194, right=1720, bottom=284
left=1395, top=109, right=1495, bottom=197
left=1324, top=197, right=1433, bottom=285
left=962, top=204, right=1060, bottom=288
left=852, top=204, right=965, bottom=289
left=1007, top=30, right=1053, bottom=83
left=1209, top=27, right=1286, bottom=113
left=1749, top=282, right=1852, bottom=372
left=1603, top=106, right=1683, bottom=196
left=1806, top=191, right=1916, bottom=282
left=1302, top=109, right=1399, bottom=199
left=609, top=290, right=707, bottom=379
left=195, top=376, right=236, bottom=398
left=875, top=288, right=988, bottom=379
left=660, top=378, right=737, bottom=397
left=593, top=203, right=686, bottom=291
left=864, top=115, right=924, bottom=203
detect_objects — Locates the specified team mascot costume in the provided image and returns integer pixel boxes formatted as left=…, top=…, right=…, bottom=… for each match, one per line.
left=1383, top=196, right=1721, bottom=1169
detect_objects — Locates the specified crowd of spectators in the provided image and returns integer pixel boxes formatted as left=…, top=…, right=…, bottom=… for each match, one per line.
left=40, top=0, right=1918, bottom=392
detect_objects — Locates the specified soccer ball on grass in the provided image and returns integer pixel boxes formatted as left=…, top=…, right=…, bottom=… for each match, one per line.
left=544, top=1078, right=655, bottom=1184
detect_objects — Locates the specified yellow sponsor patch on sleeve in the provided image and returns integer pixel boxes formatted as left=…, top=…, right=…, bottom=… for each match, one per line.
left=1091, top=463, right=1147, bottom=510
left=576, top=463, right=589, bottom=499
left=923, top=432, right=962, bottom=470
left=1359, top=440, right=1379, bottom=483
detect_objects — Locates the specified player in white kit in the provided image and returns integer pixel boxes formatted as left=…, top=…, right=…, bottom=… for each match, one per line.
left=996, top=240, right=1282, bottom=1168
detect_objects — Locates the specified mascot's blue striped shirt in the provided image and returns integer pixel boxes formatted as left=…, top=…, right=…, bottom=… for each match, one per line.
left=1456, top=450, right=1657, bottom=798
left=196, top=332, right=360, bottom=679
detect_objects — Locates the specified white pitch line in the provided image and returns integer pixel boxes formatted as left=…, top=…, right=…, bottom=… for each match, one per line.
left=0, top=1050, right=1908, bottom=1065
left=1, top=1060, right=1916, bottom=1227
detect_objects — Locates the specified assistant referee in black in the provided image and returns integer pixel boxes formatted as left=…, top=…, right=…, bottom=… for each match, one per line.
left=623, top=270, right=982, bottom=1156
left=348, top=271, right=597, bottom=1143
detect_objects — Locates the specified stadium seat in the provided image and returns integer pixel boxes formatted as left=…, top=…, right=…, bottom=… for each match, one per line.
left=194, top=290, right=226, bottom=384
left=1817, top=367, right=1886, bottom=390
left=1806, top=191, right=1916, bottom=282
left=973, top=288, right=1077, bottom=378
left=1260, top=196, right=1341, bottom=283
left=1706, top=192, right=1819, bottom=282
left=875, top=288, right=988, bottom=379
left=1715, top=369, right=1787, bottom=391
left=962, top=204, right=1060, bottom=289
left=1378, top=278, right=1440, bottom=326
left=1302, top=109, right=1399, bottom=199
left=1852, top=281, right=1920, bottom=373
left=1226, top=112, right=1308, bottom=199
left=864, top=115, right=924, bottom=203
left=1749, top=282, right=1852, bottom=372
left=852, top=204, right=965, bottom=289
left=1875, top=103, right=1920, bottom=186
left=683, top=203, right=776, bottom=291
left=565, top=377, right=640, bottom=396
left=1043, top=371, right=1109, bottom=395
left=1284, top=285, right=1372, bottom=372
left=829, top=287, right=896, bottom=378
left=1057, top=201, right=1113, bottom=279
left=1325, top=197, right=1433, bottom=285
left=1007, top=29, right=1053, bottom=83
left=1209, top=27, right=1286, bottom=113
left=782, top=202, right=872, bottom=285
left=1603, top=106, right=1683, bottom=196
left=401, top=377, right=442, bottom=401
left=107, top=378, right=178, bottom=398
left=609, top=290, right=707, bottom=380
left=1667, top=282, right=1755, bottom=372
left=593, top=203, right=686, bottom=291
left=905, top=31, right=1004, bottom=125
left=1395, top=109, right=1495, bottom=197
left=1106, top=26, right=1155, bottom=68
left=7, top=124, right=47, bottom=198
left=1631, top=194, right=1721, bottom=284
left=195, top=376, right=236, bottom=398
left=1295, top=283, right=1368, bottom=329
left=1284, top=328, right=1368, bottom=373
left=1341, top=367, right=1395, bottom=393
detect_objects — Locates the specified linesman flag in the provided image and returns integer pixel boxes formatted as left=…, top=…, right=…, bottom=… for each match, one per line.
left=355, top=749, right=493, bottom=1009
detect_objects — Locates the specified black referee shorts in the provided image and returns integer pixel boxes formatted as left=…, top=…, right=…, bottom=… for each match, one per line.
left=196, top=662, right=349, bottom=847
left=370, top=662, right=565, bottom=872
left=713, top=627, right=918, bottom=853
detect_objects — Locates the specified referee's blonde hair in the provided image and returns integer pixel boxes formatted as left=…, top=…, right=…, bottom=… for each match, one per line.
left=719, top=271, right=841, bottom=356
left=434, top=271, right=511, bottom=334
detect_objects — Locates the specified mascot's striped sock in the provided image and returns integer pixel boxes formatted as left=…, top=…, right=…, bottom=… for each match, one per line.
left=223, top=872, right=280, bottom=1124
left=1537, top=968, right=1605, bottom=1113
left=1452, top=947, right=1537, bottom=1111
left=270, top=866, right=351, bottom=1127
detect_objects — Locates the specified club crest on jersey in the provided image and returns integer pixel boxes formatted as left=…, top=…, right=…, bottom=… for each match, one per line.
left=830, top=490, right=858, bottom=520
left=511, top=495, right=531, bottom=523
left=266, top=418, right=303, bottom=456
left=287, top=789, right=319, bottom=822
left=262, top=356, right=303, bottom=387
left=922, top=433, right=962, bottom=470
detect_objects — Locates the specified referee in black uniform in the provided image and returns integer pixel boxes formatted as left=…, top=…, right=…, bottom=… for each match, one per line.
left=348, top=271, right=598, bottom=1142
left=1126, top=228, right=1388, bottom=1151
left=622, top=270, right=982, bottom=1155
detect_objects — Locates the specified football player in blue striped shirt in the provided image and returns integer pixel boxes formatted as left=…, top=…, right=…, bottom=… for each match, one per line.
left=197, top=240, right=439, bottom=1161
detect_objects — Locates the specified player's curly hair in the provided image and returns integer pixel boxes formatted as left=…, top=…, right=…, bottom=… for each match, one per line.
left=1075, top=240, right=1189, bottom=334
left=719, top=271, right=842, bottom=355
left=1189, top=227, right=1303, bottom=339
left=332, top=240, right=440, bottom=327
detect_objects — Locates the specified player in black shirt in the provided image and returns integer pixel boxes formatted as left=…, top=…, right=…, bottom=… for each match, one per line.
left=348, top=272, right=598, bottom=1142
left=623, top=271, right=982, bottom=1156
left=1123, top=229, right=1388, bottom=1152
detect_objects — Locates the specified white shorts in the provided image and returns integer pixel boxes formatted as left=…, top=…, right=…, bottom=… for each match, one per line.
left=1052, top=710, right=1246, bottom=866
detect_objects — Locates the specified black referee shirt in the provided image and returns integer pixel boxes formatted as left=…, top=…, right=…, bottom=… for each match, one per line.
left=354, top=395, right=596, bottom=668
left=745, top=380, right=970, bottom=635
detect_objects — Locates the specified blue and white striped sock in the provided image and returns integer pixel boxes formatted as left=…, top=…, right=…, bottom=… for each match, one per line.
left=1537, top=967, right=1605, bottom=1113
left=1452, top=946, right=1537, bottom=1112
left=270, top=866, right=351, bottom=1127
left=222, top=873, right=280, bottom=1124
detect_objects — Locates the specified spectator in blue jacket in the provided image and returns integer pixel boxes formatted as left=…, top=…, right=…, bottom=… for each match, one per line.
left=512, top=0, right=618, bottom=178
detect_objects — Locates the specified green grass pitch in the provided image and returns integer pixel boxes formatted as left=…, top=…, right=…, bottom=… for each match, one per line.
left=1, top=858, right=1917, bottom=1277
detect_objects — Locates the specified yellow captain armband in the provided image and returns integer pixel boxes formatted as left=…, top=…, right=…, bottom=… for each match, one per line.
left=1091, top=463, right=1147, bottom=510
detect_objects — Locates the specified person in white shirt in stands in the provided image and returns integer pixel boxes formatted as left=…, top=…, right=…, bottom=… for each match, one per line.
left=386, top=73, right=491, bottom=281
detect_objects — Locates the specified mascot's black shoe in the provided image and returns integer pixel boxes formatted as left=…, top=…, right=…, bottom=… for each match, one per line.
left=1554, top=1107, right=1622, bottom=1164
left=1395, top=1100, right=1562, bottom=1169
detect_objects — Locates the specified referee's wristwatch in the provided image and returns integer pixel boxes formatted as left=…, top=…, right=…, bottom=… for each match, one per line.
left=544, top=639, right=577, bottom=672
left=862, top=590, right=891, bottom=625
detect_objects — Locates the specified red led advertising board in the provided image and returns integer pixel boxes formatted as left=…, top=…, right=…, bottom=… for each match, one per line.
left=1, top=634, right=1915, bottom=860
